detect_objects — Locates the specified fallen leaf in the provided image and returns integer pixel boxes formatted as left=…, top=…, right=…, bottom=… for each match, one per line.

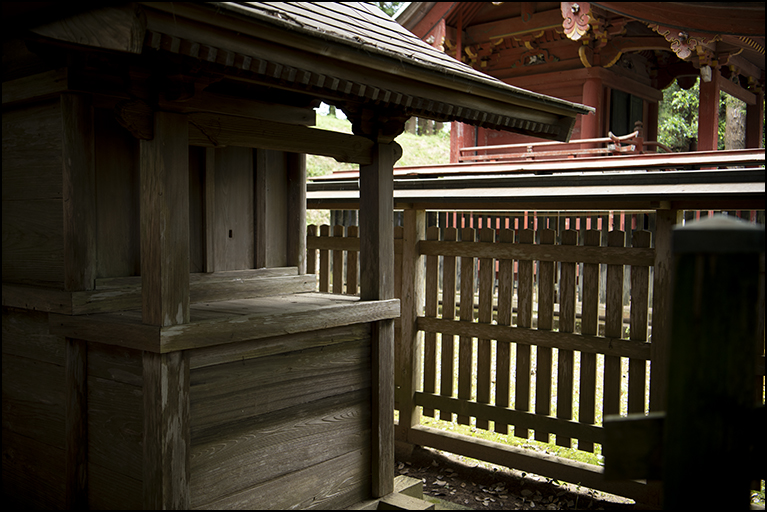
left=521, top=489, right=533, bottom=497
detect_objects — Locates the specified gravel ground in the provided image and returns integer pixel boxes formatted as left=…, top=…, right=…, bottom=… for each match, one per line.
left=396, top=446, right=637, bottom=510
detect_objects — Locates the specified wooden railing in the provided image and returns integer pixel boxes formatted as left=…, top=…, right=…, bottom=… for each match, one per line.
left=458, top=122, right=673, bottom=163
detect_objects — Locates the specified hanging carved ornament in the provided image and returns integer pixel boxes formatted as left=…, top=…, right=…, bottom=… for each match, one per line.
left=561, top=2, right=591, bottom=41
left=647, top=23, right=720, bottom=60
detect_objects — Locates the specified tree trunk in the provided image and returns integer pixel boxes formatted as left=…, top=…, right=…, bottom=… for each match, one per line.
left=725, top=95, right=745, bottom=150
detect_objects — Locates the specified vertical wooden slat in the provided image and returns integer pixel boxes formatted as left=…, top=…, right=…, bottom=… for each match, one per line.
left=628, top=230, right=651, bottom=414
left=534, top=228, right=556, bottom=443
left=333, top=224, right=345, bottom=294
left=397, top=209, right=425, bottom=446
left=515, top=228, right=534, bottom=439
left=140, top=111, right=189, bottom=326
left=440, top=227, right=458, bottom=422
left=476, top=227, right=495, bottom=430
left=556, top=229, right=578, bottom=448
left=65, top=338, right=87, bottom=509
left=457, top=227, right=476, bottom=426
left=307, top=224, right=317, bottom=279
left=578, top=229, right=601, bottom=452
left=604, top=230, right=626, bottom=418
left=495, top=229, right=514, bottom=434
left=143, top=350, right=190, bottom=509
left=394, top=225, right=404, bottom=304
left=347, top=225, right=359, bottom=295
left=423, top=226, right=440, bottom=418
left=359, top=141, right=397, bottom=498
left=319, top=224, right=330, bottom=292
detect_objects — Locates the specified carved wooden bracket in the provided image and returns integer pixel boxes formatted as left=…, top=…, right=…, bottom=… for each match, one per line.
left=114, top=99, right=154, bottom=140
left=346, top=105, right=409, bottom=145
left=561, top=2, right=591, bottom=41
left=647, top=23, right=720, bottom=61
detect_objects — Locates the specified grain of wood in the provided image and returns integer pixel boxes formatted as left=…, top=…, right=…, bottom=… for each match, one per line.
left=515, top=229, right=534, bottom=439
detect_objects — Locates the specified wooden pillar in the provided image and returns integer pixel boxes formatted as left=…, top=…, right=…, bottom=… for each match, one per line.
left=396, top=208, right=425, bottom=449
left=359, top=141, right=398, bottom=497
left=664, top=216, right=764, bottom=509
left=580, top=76, right=602, bottom=146
left=143, top=351, right=191, bottom=509
left=697, top=67, right=721, bottom=151
left=287, top=152, right=307, bottom=274
left=745, top=88, right=764, bottom=149
left=62, top=92, right=96, bottom=292
left=61, top=92, right=95, bottom=508
left=140, top=111, right=190, bottom=326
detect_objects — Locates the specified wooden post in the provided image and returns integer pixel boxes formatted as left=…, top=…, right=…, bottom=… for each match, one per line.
left=61, top=92, right=96, bottom=292
left=140, top=111, right=190, bottom=326
left=143, top=350, right=191, bottom=510
left=61, top=92, right=95, bottom=508
left=580, top=76, right=602, bottom=146
left=359, top=140, right=399, bottom=497
left=664, top=216, right=764, bottom=509
left=396, top=208, right=425, bottom=450
left=697, top=67, right=721, bottom=151
left=287, top=152, right=307, bottom=274
left=745, top=89, right=764, bottom=149
left=649, top=209, right=681, bottom=412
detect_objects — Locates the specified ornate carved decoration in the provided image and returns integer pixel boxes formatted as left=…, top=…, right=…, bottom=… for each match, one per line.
left=647, top=23, right=720, bottom=60
left=561, top=2, right=591, bottom=41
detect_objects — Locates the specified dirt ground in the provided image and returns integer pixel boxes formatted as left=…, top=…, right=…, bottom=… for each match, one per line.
left=395, top=446, right=637, bottom=510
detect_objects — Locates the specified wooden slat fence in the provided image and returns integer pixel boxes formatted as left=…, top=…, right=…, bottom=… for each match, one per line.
left=307, top=208, right=765, bottom=502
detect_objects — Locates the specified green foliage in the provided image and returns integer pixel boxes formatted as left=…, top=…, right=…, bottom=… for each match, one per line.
left=657, top=79, right=701, bottom=152
left=371, top=2, right=404, bottom=17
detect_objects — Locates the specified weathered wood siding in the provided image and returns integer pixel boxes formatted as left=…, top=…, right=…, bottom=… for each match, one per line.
left=86, top=342, right=143, bottom=509
left=2, top=307, right=66, bottom=508
left=188, top=324, right=373, bottom=509
left=2, top=100, right=64, bottom=285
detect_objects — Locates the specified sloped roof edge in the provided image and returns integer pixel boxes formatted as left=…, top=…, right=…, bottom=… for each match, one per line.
left=210, top=2, right=593, bottom=117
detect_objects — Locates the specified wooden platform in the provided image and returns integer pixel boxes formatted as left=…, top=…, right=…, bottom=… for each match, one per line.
left=49, top=292, right=400, bottom=353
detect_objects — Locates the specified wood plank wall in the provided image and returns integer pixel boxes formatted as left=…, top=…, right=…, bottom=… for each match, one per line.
left=188, top=324, right=373, bottom=509
left=2, top=308, right=67, bottom=509
left=2, top=100, right=64, bottom=285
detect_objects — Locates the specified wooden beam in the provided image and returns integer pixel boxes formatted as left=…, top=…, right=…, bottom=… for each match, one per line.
left=140, top=112, right=190, bottom=326
left=143, top=350, right=191, bottom=509
left=2, top=68, right=68, bottom=106
left=30, top=4, right=147, bottom=54
left=61, top=93, right=96, bottom=291
left=188, top=113, right=374, bottom=164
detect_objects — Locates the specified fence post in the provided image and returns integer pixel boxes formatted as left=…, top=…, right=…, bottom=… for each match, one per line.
left=664, top=215, right=764, bottom=509
left=649, top=209, right=682, bottom=413
left=395, top=207, right=425, bottom=456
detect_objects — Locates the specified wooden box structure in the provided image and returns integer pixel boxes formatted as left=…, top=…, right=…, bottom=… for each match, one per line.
left=2, top=2, right=589, bottom=509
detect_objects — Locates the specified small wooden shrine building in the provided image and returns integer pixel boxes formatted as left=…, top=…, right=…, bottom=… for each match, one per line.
left=397, top=2, right=765, bottom=159
left=2, top=2, right=590, bottom=509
